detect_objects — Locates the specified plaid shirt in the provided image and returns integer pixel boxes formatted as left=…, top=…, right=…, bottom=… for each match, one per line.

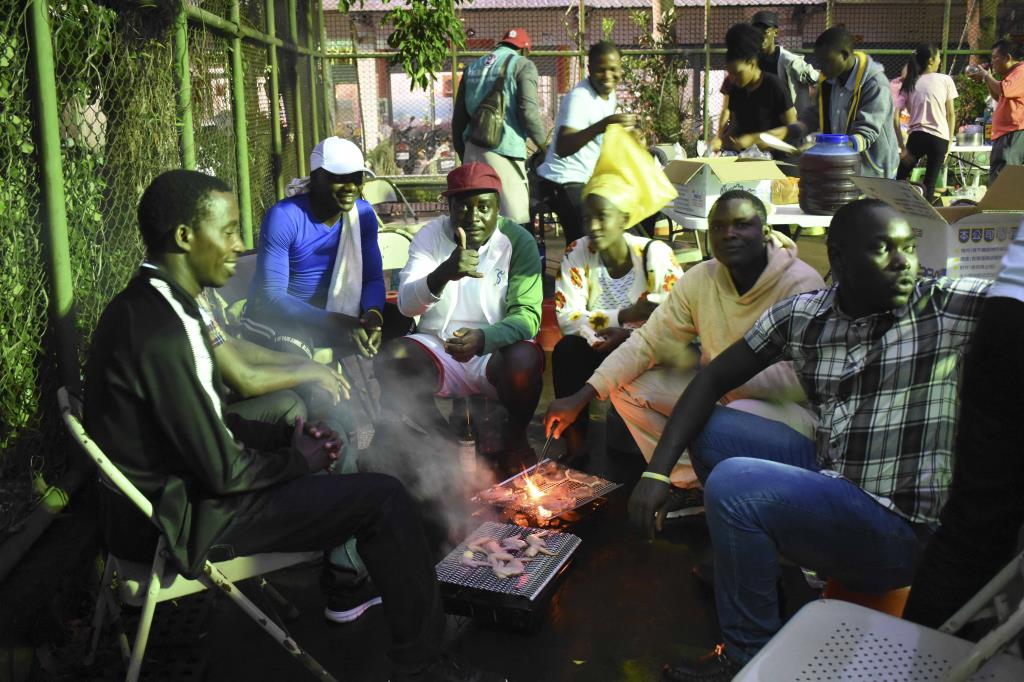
left=196, top=290, right=227, bottom=349
left=744, top=277, right=990, bottom=524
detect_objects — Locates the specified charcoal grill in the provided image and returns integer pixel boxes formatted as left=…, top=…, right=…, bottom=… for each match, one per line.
left=436, top=522, right=581, bottom=631
left=470, top=460, right=620, bottom=521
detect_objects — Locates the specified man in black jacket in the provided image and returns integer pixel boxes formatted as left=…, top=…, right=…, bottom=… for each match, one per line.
left=85, top=169, right=504, bottom=682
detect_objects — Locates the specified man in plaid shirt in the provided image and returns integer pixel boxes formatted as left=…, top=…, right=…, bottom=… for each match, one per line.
left=628, top=199, right=990, bottom=681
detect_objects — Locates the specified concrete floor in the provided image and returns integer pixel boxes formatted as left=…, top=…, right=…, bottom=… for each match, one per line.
left=198, top=231, right=832, bottom=682
left=71, top=229, right=833, bottom=682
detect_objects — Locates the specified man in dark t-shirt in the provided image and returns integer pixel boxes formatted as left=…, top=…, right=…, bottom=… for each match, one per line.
left=713, top=23, right=797, bottom=161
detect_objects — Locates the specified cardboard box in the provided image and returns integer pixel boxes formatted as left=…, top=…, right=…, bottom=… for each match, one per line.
left=663, top=158, right=786, bottom=217
left=853, top=166, right=1024, bottom=279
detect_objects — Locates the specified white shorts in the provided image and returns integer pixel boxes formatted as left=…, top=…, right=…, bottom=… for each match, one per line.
left=407, top=332, right=498, bottom=399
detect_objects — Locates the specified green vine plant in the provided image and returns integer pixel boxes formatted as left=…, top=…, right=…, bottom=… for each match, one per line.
left=339, top=0, right=468, bottom=91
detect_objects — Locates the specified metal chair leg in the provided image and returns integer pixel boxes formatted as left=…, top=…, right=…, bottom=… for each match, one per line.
left=84, top=555, right=116, bottom=666
left=202, top=561, right=339, bottom=682
left=125, top=542, right=168, bottom=682
left=259, top=578, right=301, bottom=620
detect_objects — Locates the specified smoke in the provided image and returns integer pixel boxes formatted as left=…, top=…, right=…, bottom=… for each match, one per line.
left=358, top=406, right=504, bottom=553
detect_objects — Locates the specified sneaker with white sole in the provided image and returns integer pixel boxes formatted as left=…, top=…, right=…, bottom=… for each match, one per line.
left=323, top=582, right=383, bottom=624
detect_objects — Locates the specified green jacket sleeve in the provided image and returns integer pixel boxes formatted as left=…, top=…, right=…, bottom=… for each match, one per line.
left=480, top=222, right=542, bottom=355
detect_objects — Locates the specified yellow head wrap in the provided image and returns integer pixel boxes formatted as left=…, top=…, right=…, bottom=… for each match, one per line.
left=582, top=124, right=678, bottom=228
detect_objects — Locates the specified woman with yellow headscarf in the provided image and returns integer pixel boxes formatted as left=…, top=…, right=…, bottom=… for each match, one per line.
left=550, top=124, right=681, bottom=462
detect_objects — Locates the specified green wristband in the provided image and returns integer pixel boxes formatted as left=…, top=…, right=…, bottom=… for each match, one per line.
left=641, top=471, right=672, bottom=485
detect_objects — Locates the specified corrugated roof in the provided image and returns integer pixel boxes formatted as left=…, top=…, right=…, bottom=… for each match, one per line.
left=325, top=0, right=824, bottom=11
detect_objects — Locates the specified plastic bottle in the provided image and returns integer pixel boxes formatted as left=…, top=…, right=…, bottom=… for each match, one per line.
left=798, top=134, right=862, bottom=215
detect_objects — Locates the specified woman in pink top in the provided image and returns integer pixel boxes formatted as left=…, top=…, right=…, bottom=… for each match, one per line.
left=895, top=44, right=958, bottom=203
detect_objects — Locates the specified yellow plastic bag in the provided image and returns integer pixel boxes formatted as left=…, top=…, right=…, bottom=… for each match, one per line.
left=583, top=124, right=678, bottom=228
left=771, top=177, right=800, bottom=205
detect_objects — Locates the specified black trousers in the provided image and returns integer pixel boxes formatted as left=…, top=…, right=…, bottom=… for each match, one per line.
left=903, top=297, right=1024, bottom=628
left=552, top=334, right=611, bottom=455
left=241, top=301, right=412, bottom=357
left=218, top=471, right=445, bottom=671
left=539, top=177, right=585, bottom=246
left=896, top=131, right=949, bottom=203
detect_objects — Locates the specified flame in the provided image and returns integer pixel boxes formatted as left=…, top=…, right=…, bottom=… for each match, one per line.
left=536, top=505, right=553, bottom=519
left=524, top=473, right=544, bottom=500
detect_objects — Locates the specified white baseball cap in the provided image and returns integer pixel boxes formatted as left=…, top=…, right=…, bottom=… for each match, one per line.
left=310, top=137, right=375, bottom=177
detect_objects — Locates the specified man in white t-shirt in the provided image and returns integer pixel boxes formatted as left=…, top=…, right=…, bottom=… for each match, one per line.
left=537, top=41, right=636, bottom=244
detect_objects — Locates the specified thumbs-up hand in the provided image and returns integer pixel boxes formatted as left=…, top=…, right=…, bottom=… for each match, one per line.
left=439, top=226, right=483, bottom=283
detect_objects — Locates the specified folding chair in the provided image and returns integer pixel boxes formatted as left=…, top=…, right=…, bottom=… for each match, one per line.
left=58, top=387, right=338, bottom=682
left=362, top=177, right=417, bottom=226
left=734, top=551, right=1024, bottom=681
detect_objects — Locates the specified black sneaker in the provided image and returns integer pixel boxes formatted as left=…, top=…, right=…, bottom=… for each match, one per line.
left=323, top=581, right=382, bottom=624
left=392, top=653, right=507, bottom=682
left=662, top=644, right=743, bottom=681
left=663, top=485, right=705, bottom=519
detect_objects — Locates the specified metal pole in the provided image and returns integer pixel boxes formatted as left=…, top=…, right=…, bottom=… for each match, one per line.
left=307, top=0, right=321, bottom=142
left=703, top=0, right=711, bottom=146
left=27, top=0, right=78, bottom=393
left=289, top=0, right=307, bottom=176
left=578, top=0, right=585, bottom=77
left=173, top=7, right=196, bottom=170
left=451, top=12, right=459, bottom=166
left=941, top=0, right=953, bottom=72
left=318, top=0, right=332, bottom=137
left=229, top=0, right=254, bottom=248
left=267, top=0, right=284, bottom=199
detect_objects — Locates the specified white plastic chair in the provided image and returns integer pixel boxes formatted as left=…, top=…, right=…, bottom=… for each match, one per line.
left=378, top=228, right=413, bottom=272
left=362, top=177, right=417, bottom=226
left=58, top=387, right=338, bottom=682
left=735, top=552, right=1024, bottom=681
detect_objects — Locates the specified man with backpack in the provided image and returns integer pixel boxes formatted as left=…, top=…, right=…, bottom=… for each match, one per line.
left=452, top=28, right=547, bottom=227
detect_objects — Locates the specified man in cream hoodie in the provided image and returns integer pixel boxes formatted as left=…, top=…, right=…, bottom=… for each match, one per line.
left=375, top=163, right=544, bottom=471
left=545, top=190, right=824, bottom=510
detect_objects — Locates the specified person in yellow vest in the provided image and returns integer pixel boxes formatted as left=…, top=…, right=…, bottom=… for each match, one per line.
left=789, top=26, right=899, bottom=178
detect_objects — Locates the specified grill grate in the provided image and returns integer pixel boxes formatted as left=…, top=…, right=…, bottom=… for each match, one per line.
left=436, top=522, right=581, bottom=601
left=471, top=460, right=621, bottom=520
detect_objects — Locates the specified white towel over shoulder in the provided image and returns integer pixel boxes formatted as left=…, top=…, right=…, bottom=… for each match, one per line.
left=325, top=204, right=363, bottom=317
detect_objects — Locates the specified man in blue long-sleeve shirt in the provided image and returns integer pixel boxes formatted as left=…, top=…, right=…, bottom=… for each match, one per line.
left=243, top=137, right=392, bottom=358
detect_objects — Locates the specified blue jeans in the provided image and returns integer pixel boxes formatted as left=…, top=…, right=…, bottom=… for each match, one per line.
left=692, top=406, right=923, bottom=663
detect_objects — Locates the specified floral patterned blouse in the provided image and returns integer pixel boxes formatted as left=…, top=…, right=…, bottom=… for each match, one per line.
left=554, top=233, right=682, bottom=335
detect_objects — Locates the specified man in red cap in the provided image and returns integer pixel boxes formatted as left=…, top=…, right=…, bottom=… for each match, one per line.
left=375, top=163, right=544, bottom=471
left=452, top=28, right=547, bottom=228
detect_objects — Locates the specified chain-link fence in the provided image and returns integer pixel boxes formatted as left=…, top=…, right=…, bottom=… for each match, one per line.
left=2, top=0, right=1023, bottom=537
left=330, top=0, right=1023, bottom=176
left=0, top=0, right=332, bottom=535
